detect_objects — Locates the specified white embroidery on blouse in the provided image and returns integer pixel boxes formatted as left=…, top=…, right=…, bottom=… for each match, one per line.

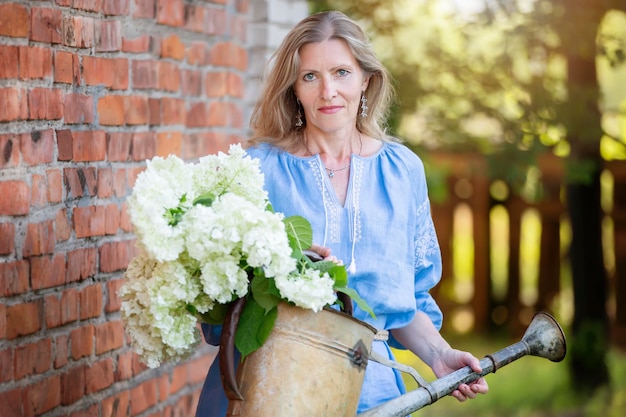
left=414, top=204, right=439, bottom=270
left=309, top=158, right=341, bottom=243
left=351, top=158, right=363, bottom=242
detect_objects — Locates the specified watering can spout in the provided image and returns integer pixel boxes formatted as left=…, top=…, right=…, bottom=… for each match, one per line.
left=358, top=312, right=566, bottom=417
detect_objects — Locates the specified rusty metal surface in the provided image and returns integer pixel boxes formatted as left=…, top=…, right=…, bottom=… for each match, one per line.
left=226, top=302, right=377, bottom=417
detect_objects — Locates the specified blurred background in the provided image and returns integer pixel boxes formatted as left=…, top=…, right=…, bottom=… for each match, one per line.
left=308, top=0, right=626, bottom=415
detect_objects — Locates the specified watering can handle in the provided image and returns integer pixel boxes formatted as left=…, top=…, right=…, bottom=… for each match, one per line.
left=304, top=250, right=354, bottom=315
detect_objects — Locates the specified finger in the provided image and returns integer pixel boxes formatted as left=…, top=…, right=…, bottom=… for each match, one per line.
left=309, top=244, right=331, bottom=258
left=451, top=389, right=466, bottom=402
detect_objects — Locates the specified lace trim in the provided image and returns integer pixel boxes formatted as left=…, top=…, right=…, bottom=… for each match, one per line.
left=309, top=158, right=340, bottom=243
left=351, top=158, right=363, bottom=243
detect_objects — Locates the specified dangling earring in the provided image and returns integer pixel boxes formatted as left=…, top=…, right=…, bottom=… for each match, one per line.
left=359, top=93, right=368, bottom=118
left=295, top=99, right=304, bottom=127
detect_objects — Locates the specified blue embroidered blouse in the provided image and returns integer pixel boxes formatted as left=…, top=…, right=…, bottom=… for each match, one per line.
left=195, top=140, right=443, bottom=415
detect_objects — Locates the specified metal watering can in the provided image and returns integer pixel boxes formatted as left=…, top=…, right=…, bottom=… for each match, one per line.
left=220, top=302, right=566, bottom=417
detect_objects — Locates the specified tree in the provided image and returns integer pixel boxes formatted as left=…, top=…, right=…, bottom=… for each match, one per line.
left=310, top=0, right=626, bottom=393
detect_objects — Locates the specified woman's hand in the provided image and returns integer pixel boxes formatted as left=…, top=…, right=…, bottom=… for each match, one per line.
left=431, top=348, right=489, bottom=401
left=307, top=244, right=343, bottom=265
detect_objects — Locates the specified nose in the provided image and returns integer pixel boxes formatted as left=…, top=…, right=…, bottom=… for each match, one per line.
left=320, top=76, right=337, bottom=101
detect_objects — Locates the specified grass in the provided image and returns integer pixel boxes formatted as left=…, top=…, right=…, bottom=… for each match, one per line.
left=391, top=334, right=626, bottom=417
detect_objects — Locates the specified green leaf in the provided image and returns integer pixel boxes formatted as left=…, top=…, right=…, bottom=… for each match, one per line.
left=193, top=192, right=216, bottom=207
left=335, top=286, right=376, bottom=319
left=250, top=275, right=281, bottom=313
left=283, top=216, right=313, bottom=254
left=235, top=299, right=278, bottom=359
left=198, top=303, right=230, bottom=324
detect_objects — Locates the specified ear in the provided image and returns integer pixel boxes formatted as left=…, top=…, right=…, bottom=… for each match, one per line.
left=362, top=76, right=370, bottom=91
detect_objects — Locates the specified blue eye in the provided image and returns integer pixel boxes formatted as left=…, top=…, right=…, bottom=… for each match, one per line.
left=337, top=69, right=349, bottom=76
left=303, top=73, right=315, bottom=81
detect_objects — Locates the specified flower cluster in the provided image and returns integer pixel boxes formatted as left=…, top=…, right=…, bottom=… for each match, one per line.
left=118, top=144, right=352, bottom=368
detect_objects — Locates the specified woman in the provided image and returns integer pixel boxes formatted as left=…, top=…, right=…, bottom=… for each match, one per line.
left=196, top=10, right=488, bottom=416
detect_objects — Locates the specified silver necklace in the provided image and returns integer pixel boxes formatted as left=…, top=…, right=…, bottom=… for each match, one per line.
left=305, top=132, right=363, bottom=178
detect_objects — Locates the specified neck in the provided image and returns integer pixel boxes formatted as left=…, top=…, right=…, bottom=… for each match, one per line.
left=303, top=130, right=363, bottom=161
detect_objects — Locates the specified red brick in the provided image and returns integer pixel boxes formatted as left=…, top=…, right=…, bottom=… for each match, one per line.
left=96, top=321, right=124, bottom=355
left=71, top=325, right=95, bottom=360
left=0, top=347, right=12, bottom=383
left=102, top=391, right=130, bottom=417
left=54, top=335, right=69, bottom=369
left=227, top=73, right=244, bottom=97
left=96, top=19, right=122, bottom=52
left=184, top=4, right=205, bottom=33
left=0, top=304, right=5, bottom=340
left=120, top=201, right=132, bottom=231
left=28, top=88, right=64, bottom=120
left=0, top=46, right=18, bottom=79
left=97, top=168, right=113, bottom=198
left=64, top=166, right=97, bottom=198
left=187, top=42, right=208, bottom=65
left=0, top=133, right=20, bottom=168
left=106, top=279, right=124, bottom=313
left=62, top=15, right=95, bottom=48
left=72, top=0, right=102, bottom=12
left=47, top=169, right=63, bottom=203
left=149, top=98, right=161, bottom=125
left=132, top=60, right=158, bottom=89
left=6, top=300, right=42, bottom=339
left=31, top=7, right=63, bottom=43
left=160, top=34, right=185, bottom=60
left=55, top=208, right=72, bottom=242
left=158, top=61, right=181, bottom=91
left=210, top=42, right=247, bottom=71
left=0, top=387, right=23, bottom=417
left=23, top=219, right=55, bottom=257
left=19, top=46, right=53, bottom=80
left=182, top=69, right=202, bottom=96
left=99, top=240, right=134, bottom=273
left=156, top=131, right=182, bottom=157
left=187, top=102, right=208, bottom=127
left=207, top=101, right=229, bottom=127
left=114, top=170, right=130, bottom=199
left=23, top=375, right=61, bottom=417
left=45, top=294, right=62, bottom=329
left=105, top=203, right=121, bottom=234
left=0, top=4, right=29, bottom=38
left=66, top=247, right=97, bottom=283
left=0, top=223, right=15, bottom=255
left=61, top=289, right=80, bottom=325
left=205, top=72, right=228, bottom=97
left=122, top=35, right=151, bottom=53
left=134, top=0, right=156, bottom=18
left=83, top=56, right=115, bottom=87
left=124, top=95, right=149, bottom=125
left=21, top=129, right=55, bottom=165
left=204, top=7, right=227, bottom=36
left=170, top=365, right=187, bottom=394
left=104, top=0, right=130, bottom=15
left=72, top=130, right=106, bottom=161
left=80, top=284, right=102, bottom=320
left=0, top=87, right=28, bottom=122
left=106, top=132, right=132, bottom=161
left=70, top=404, right=99, bottom=417
left=156, top=0, right=184, bottom=27
left=86, top=358, right=114, bottom=394
left=98, top=95, right=125, bottom=125
left=129, top=379, right=158, bottom=415
left=0, top=260, right=29, bottom=296
left=57, top=129, right=73, bottom=161
left=64, top=93, right=94, bottom=124
left=161, top=97, right=185, bottom=125
left=31, top=253, right=66, bottom=290
left=0, top=180, right=30, bottom=215
left=115, top=351, right=134, bottom=382
left=131, top=131, right=156, bottom=161
left=73, top=205, right=106, bottom=238
left=54, top=51, right=79, bottom=84
left=61, top=365, right=86, bottom=405
left=31, top=173, right=47, bottom=208
left=14, top=339, right=52, bottom=379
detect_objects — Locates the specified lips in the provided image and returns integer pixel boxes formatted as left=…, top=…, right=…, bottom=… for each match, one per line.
left=318, top=106, right=343, bottom=114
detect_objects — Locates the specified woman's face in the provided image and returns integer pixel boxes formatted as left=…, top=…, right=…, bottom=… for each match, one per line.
left=293, top=39, right=369, bottom=135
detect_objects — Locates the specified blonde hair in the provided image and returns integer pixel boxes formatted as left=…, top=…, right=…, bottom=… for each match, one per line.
left=248, top=11, right=395, bottom=151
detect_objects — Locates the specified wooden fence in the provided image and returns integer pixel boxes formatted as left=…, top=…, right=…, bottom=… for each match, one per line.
left=427, top=152, right=626, bottom=347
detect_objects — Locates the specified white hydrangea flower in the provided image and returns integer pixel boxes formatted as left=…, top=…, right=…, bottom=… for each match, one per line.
left=127, top=155, right=193, bottom=262
left=275, top=269, right=337, bottom=312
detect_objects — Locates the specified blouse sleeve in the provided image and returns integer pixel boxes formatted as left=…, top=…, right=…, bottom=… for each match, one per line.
left=388, top=151, right=443, bottom=349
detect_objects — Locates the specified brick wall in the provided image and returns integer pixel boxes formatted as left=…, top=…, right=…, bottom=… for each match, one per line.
left=0, top=0, right=305, bottom=416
